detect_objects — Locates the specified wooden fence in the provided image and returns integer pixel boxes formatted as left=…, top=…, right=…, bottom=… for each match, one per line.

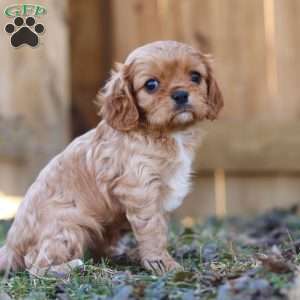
left=1, top=0, right=300, bottom=219
left=0, top=0, right=69, bottom=197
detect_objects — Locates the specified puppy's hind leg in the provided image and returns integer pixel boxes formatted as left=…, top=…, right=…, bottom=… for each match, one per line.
left=25, top=226, right=86, bottom=277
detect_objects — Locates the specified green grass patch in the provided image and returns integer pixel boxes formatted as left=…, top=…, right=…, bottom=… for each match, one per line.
left=1, top=207, right=300, bottom=299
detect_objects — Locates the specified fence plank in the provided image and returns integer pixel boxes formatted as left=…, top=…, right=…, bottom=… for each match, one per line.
left=226, top=175, right=300, bottom=215
left=70, top=0, right=111, bottom=136
left=195, top=120, right=300, bottom=172
left=0, top=0, right=70, bottom=195
left=176, top=174, right=300, bottom=218
left=273, top=0, right=300, bottom=120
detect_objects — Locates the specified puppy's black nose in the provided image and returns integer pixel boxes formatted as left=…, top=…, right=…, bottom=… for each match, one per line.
left=171, top=90, right=189, bottom=105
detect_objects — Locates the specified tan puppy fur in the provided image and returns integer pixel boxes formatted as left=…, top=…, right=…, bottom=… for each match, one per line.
left=0, top=41, right=223, bottom=275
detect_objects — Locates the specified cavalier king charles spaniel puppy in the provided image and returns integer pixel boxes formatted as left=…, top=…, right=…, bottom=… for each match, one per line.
left=0, top=41, right=223, bottom=275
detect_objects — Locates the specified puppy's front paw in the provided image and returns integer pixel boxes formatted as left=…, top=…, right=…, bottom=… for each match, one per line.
left=143, top=256, right=183, bottom=275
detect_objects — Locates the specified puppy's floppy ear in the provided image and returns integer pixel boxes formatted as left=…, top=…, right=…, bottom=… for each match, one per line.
left=98, top=63, right=139, bottom=131
left=204, top=57, right=224, bottom=120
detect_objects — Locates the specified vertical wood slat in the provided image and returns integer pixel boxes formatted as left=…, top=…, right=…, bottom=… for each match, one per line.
left=197, top=0, right=268, bottom=120
left=70, top=0, right=112, bottom=136
left=214, top=169, right=227, bottom=217
left=0, top=0, right=70, bottom=195
left=111, top=0, right=161, bottom=61
left=274, top=0, right=300, bottom=120
left=264, top=0, right=278, bottom=101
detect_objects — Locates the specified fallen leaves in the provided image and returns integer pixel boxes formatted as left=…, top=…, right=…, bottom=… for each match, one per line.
left=256, top=253, right=294, bottom=274
left=217, top=276, right=272, bottom=300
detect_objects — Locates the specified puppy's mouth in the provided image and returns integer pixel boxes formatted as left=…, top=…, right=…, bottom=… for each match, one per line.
left=171, top=105, right=196, bottom=123
left=174, top=103, right=194, bottom=113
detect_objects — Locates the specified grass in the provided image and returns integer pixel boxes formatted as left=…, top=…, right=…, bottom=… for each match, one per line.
left=1, top=207, right=300, bottom=299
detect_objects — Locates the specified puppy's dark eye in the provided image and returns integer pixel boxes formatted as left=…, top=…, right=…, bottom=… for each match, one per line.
left=190, top=71, right=202, bottom=84
left=144, top=79, right=159, bottom=93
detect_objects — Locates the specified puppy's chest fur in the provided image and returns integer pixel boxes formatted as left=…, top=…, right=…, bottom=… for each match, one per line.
left=162, top=134, right=193, bottom=212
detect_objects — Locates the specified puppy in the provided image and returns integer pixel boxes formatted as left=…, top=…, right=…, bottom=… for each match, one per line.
left=0, top=41, right=223, bottom=275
